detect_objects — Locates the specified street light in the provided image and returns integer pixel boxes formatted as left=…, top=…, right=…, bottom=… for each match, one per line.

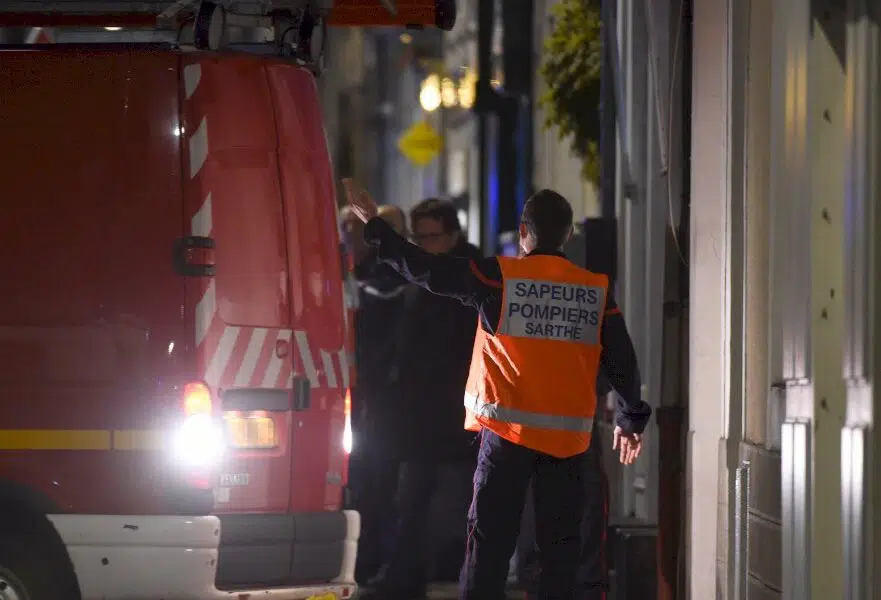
left=441, top=77, right=458, bottom=108
left=420, top=69, right=479, bottom=111
left=419, top=74, right=442, bottom=112
left=458, top=69, right=477, bottom=109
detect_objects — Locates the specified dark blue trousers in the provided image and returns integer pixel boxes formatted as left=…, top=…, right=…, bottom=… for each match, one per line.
left=516, top=423, right=609, bottom=600
left=349, top=437, right=398, bottom=584
left=375, top=458, right=474, bottom=598
left=459, top=430, right=586, bottom=600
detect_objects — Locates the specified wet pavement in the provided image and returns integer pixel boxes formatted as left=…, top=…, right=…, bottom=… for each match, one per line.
left=351, top=583, right=526, bottom=599
left=425, top=583, right=525, bottom=599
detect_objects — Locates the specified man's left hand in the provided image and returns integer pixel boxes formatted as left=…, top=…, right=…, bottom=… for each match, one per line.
left=342, top=178, right=379, bottom=223
left=612, top=425, right=642, bottom=465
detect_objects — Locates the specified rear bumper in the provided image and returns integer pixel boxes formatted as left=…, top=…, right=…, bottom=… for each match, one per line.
left=48, top=511, right=359, bottom=600
left=216, top=511, right=356, bottom=589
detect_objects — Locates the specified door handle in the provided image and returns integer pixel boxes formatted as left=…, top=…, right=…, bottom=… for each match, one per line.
left=172, top=236, right=216, bottom=277
left=293, top=376, right=311, bottom=411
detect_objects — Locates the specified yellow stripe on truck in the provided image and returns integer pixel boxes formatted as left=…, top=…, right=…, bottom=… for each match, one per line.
left=0, top=429, right=165, bottom=451
left=111, top=429, right=166, bottom=451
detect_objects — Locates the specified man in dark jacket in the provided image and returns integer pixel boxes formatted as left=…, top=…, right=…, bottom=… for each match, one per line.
left=361, top=198, right=482, bottom=600
left=342, top=205, right=409, bottom=584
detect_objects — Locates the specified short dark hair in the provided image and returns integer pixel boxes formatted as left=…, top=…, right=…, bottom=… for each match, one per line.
left=410, top=198, right=461, bottom=233
left=520, top=189, right=573, bottom=249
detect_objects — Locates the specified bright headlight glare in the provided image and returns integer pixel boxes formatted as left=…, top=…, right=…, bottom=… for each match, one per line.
left=172, top=414, right=225, bottom=467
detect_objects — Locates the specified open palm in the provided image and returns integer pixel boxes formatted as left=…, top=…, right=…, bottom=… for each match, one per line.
left=342, top=178, right=378, bottom=223
left=612, top=426, right=643, bottom=465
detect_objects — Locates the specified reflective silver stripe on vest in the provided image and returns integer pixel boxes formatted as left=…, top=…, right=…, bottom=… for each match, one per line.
left=499, top=278, right=605, bottom=344
left=465, top=393, right=594, bottom=433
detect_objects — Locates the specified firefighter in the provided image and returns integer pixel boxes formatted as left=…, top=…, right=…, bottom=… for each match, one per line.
left=343, top=180, right=651, bottom=600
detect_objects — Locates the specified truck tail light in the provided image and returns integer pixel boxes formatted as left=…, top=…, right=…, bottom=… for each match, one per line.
left=183, top=382, right=212, bottom=416
left=172, top=382, right=224, bottom=482
left=342, top=389, right=353, bottom=454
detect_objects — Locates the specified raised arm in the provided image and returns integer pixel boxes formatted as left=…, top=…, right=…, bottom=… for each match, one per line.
left=363, top=217, right=499, bottom=309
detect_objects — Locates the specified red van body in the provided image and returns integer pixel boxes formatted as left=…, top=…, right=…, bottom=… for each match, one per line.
left=0, top=46, right=357, bottom=599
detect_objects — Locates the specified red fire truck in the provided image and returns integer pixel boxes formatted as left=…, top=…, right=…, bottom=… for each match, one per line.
left=0, top=1, right=454, bottom=599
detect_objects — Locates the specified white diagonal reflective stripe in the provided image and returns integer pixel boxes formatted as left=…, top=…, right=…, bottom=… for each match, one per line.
left=337, top=348, right=350, bottom=389
left=191, top=192, right=212, bottom=236
left=204, top=326, right=241, bottom=387
left=195, top=280, right=216, bottom=346
left=188, top=116, right=208, bottom=179
left=183, top=63, right=202, bottom=99
left=320, top=350, right=338, bottom=388
left=294, top=330, right=319, bottom=388
left=234, top=328, right=268, bottom=387
left=464, top=393, right=593, bottom=433
left=25, top=28, right=47, bottom=43
left=261, top=329, right=291, bottom=388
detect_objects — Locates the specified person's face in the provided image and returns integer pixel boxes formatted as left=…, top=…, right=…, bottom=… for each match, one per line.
left=412, top=217, right=458, bottom=255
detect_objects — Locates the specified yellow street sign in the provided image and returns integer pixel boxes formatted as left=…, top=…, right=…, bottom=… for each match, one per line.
left=397, top=121, right=443, bottom=167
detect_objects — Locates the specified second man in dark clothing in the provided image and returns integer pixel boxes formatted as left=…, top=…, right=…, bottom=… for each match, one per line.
left=346, top=205, right=410, bottom=584
left=361, top=199, right=482, bottom=600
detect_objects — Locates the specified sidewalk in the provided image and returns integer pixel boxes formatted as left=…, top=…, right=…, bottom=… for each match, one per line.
left=425, top=583, right=526, bottom=599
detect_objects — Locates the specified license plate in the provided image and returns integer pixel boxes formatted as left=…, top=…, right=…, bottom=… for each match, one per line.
left=306, top=595, right=337, bottom=600
left=223, top=414, right=277, bottom=449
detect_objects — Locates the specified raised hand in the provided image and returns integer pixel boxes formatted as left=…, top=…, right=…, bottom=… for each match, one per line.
left=342, top=178, right=379, bottom=223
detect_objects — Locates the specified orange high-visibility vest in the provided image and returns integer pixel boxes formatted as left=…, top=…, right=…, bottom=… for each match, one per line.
left=463, top=255, right=608, bottom=458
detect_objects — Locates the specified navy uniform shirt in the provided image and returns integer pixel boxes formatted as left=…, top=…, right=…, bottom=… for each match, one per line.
left=364, top=217, right=652, bottom=435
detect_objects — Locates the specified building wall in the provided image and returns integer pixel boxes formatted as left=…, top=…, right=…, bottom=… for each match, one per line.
left=687, top=0, right=875, bottom=598
left=609, top=0, right=684, bottom=527
left=738, top=1, right=789, bottom=598
left=840, top=5, right=881, bottom=600
left=385, top=60, right=439, bottom=214
left=377, top=29, right=445, bottom=215
left=740, top=1, right=783, bottom=598
left=320, top=29, right=372, bottom=204
left=687, top=0, right=732, bottom=595
left=322, top=28, right=442, bottom=215
left=441, top=0, right=480, bottom=242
